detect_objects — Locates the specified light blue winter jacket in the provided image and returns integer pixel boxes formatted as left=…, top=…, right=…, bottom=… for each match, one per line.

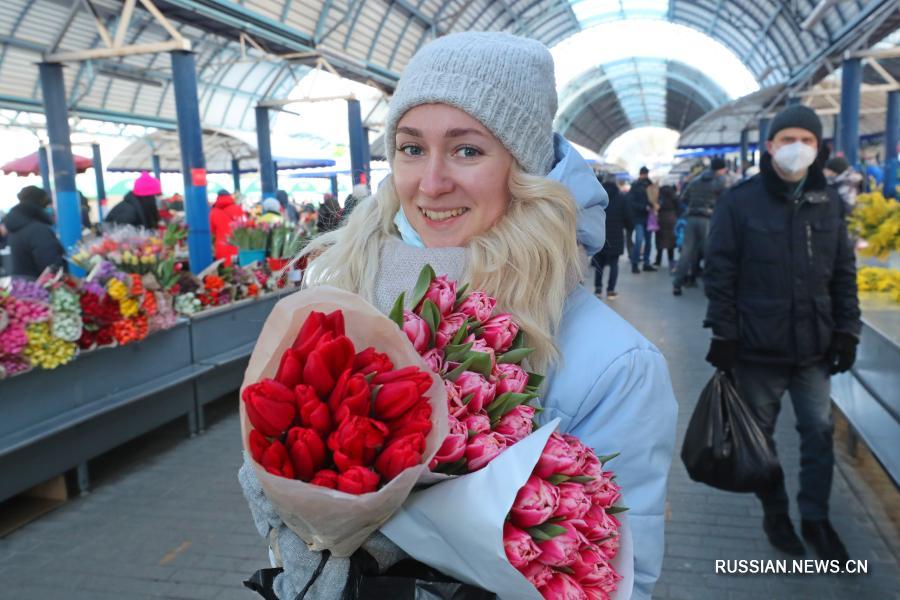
left=396, top=135, right=676, bottom=599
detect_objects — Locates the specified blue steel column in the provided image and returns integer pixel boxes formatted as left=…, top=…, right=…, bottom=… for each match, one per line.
left=885, top=90, right=899, bottom=200
left=38, top=145, right=52, bottom=191
left=362, top=126, right=372, bottom=184
left=231, top=158, right=241, bottom=192
left=273, top=160, right=279, bottom=192
left=832, top=114, right=842, bottom=155
left=39, top=62, right=81, bottom=258
left=787, top=96, right=801, bottom=106
left=739, top=128, right=749, bottom=172
left=759, top=118, right=771, bottom=156
left=92, top=143, right=106, bottom=221
left=347, top=99, right=365, bottom=185
left=151, top=154, right=162, bottom=180
left=330, top=175, right=339, bottom=198
left=171, top=51, right=212, bottom=273
left=255, top=106, right=276, bottom=199
left=840, top=57, right=862, bottom=167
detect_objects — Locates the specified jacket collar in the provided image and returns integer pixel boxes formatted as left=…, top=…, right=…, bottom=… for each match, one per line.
left=760, top=152, right=828, bottom=203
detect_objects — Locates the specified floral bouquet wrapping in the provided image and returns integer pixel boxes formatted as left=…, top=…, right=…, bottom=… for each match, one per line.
left=240, top=285, right=449, bottom=557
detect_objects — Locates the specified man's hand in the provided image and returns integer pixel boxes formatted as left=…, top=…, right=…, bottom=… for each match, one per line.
left=706, top=338, right=739, bottom=372
left=827, top=332, right=858, bottom=374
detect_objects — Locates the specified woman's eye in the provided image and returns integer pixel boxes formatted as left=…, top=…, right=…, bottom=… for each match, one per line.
left=455, top=146, right=481, bottom=158
left=400, top=145, right=423, bottom=156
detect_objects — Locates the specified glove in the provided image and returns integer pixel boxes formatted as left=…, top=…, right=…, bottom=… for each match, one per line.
left=826, top=332, right=858, bottom=374
left=705, top=338, right=739, bottom=372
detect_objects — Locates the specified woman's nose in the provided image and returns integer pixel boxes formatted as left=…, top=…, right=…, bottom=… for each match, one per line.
left=418, top=156, right=454, bottom=198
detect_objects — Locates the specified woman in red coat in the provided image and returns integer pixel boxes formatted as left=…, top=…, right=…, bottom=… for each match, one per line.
left=209, top=190, right=244, bottom=263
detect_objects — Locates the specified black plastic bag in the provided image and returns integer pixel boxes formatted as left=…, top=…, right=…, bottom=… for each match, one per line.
left=681, top=370, right=783, bottom=493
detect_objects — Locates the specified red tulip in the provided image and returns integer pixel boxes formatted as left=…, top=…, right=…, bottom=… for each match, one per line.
left=292, top=309, right=345, bottom=363
left=274, top=348, right=304, bottom=388
left=372, top=367, right=432, bottom=421
left=295, top=384, right=333, bottom=438
left=352, top=347, right=393, bottom=376
left=328, top=415, right=390, bottom=472
left=310, top=469, right=340, bottom=489
left=248, top=429, right=270, bottom=464
left=336, top=466, right=380, bottom=494
left=303, top=335, right=356, bottom=397
left=243, top=379, right=296, bottom=437
left=375, top=433, right=426, bottom=481
left=386, top=400, right=433, bottom=441
left=285, top=427, right=327, bottom=481
left=329, top=369, right=371, bottom=423
left=260, top=440, right=294, bottom=479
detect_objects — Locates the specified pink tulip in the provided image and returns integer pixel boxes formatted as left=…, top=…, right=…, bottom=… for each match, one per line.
left=579, top=453, right=605, bottom=494
left=436, top=312, right=467, bottom=349
left=582, top=563, right=623, bottom=597
left=495, top=363, right=529, bottom=395
left=421, top=347, right=444, bottom=374
left=481, top=313, right=519, bottom=353
left=433, top=415, right=467, bottom=464
left=454, top=371, right=496, bottom=413
left=403, top=310, right=430, bottom=353
left=561, top=434, right=590, bottom=474
left=445, top=379, right=468, bottom=418
left=463, top=411, right=491, bottom=436
left=467, top=337, right=497, bottom=370
left=495, top=404, right=535, bottom=444
left=596, top=533, right=620, bottom=561
left=571, top=544, right=616, bottom=587
left=538, top=572, right=588, bottom=600
left=576, top=505, right=620, bottom=543
left=520, top=560, right=554, bottom=589
left=536, top=522, right=585, bottom=568
left=465, top=432, right=507, bottom=471
left=590, top=476, right=622, bottom=509
left=535, top=432, right=582, bottom=479
left=553, top=482, right=592, bottom=520
left=510, top=475, right=560, bottom=528
left=503, top=522, right=542, bottom=569
left=423, top=275, right=456, bottom=316
left=457, top=291, right=496, bottom=322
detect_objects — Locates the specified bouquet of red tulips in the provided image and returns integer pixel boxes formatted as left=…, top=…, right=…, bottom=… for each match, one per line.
left=240, top=286, right=448, bottom=557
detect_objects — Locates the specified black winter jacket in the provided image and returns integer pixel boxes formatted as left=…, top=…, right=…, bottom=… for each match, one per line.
left=703, top=153, right=861, bottom=365
left=597, top=182, right=630, bottom=258
left=627, top=178, right=652, bottom=223
left=682, top=169, right=727, bottom=217
left=3, top=202, right=66, bottom=279
left=105, top=192, right=150, bottom=228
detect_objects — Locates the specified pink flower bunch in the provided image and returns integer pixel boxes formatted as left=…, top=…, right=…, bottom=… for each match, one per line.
left=504, top=433, right=625, bottom=600
left=391, top=266, right=539, bottom=474
left=1, top=291, right=52, bottom=378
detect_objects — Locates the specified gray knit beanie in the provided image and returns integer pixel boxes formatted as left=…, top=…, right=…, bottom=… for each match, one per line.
left=384, top=31, right=557, bottom=176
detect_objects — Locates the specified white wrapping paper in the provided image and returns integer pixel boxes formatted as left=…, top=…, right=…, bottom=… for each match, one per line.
left=240, top=285, right=449, bottom=557
left=381, top=419, right=634, bottom=599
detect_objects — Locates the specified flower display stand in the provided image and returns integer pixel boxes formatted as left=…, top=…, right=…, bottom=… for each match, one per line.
left=0, top=320, right=207, bottom=503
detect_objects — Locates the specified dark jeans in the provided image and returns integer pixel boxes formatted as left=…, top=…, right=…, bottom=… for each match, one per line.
left=630, top=223, right=652, bottom=268
left=593, top=254, right=619, bottom=293
left=673, top=216, right=709, bottom=287
left=732, top=360, right=834, bottom=519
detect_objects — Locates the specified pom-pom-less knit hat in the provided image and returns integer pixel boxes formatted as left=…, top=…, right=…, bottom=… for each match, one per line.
left=133, top=171, right=162, bottom=196
left=384, top=31, right=558, bottom=176
left=767, top=105, right=823, bottom=143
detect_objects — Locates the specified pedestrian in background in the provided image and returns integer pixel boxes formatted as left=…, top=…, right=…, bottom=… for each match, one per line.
left=654, top=184, right=679, bottom=271
left=703, top=105, right=860, bottom=561
left=673, top=157, right=727, bottom=295
left=593, top=172, right=630, bottom=300
left=3, top=185, right=66, bottom=279
left=628, top=166, right=656, bottom=273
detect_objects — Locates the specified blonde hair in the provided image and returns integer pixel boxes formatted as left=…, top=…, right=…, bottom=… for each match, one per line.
left=298, top=163, right=583, bottom=372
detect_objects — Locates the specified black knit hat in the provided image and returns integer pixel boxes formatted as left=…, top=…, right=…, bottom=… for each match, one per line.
left=710, top=157, right=726, bottom=171
left=17, top=185, right=50, bottom=207
left=639, top=166, right=649, bottom=175
left=825, top=156, right=850, bottom=174
left=768, top=105, right=822, bottom=143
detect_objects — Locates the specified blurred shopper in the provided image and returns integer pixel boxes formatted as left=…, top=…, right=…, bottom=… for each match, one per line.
left=823, top=156, right=862, bottom=214
left=106, top=171, right=162, bottom=229
left=4, top=185, right=65, bottom=278
left=276, top=189, right=299, bottom=225
left=259, top=198, right=285, bottom=225
left=627, top=166, right=656, bottom=273
left=703, top=105, right=860, bottom=561
left=592, top=173, right=630, bottom=299
left=672, top=158, right=727, bottom=295
left=654, top=185, right=679, bottom=270
left=317, top=193, right=343, bottom=232
left=343, top=183, right=370, bottom=218
left=209, top=190, right=244, bottom=262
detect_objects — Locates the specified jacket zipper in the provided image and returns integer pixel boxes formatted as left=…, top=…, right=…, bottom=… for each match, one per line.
left=806, top=222, right=813, bottom=264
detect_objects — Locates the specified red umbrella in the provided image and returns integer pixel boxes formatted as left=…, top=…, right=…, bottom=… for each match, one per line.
left=1, top=151, right=94, bottom=176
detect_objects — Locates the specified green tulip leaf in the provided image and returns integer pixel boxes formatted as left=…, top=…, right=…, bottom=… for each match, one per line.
left=498, top=347, right=535, bottom=364
left=409, top=264, right=437, bottom=310
left=389, top=292, right=405, bottom=330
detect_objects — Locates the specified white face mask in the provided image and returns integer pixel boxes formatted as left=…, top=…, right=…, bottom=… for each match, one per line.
left=772, top=142, right=817, bottom=177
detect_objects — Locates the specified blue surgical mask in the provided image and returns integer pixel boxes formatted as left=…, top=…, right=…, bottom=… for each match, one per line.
left=44, top=206, right=54, bottom=219
left=393, top=205, right=425, bottom=248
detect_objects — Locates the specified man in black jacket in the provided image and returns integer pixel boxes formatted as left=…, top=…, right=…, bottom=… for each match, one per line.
left=592, top=173, right=631, bottom=299
left=627, top=166, right=656, bottom=273
left=703, top=106, right=860, bottom=561
left=673, top=158, right=727, bottom=295
left=3, top=185, right=66, bottom=279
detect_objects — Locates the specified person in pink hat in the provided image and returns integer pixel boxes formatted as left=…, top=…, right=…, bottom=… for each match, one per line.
left=105, top=171, right=162, bottom=229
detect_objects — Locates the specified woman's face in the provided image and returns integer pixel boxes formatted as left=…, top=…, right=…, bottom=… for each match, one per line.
left=393, top=104, right=514, bottom=247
